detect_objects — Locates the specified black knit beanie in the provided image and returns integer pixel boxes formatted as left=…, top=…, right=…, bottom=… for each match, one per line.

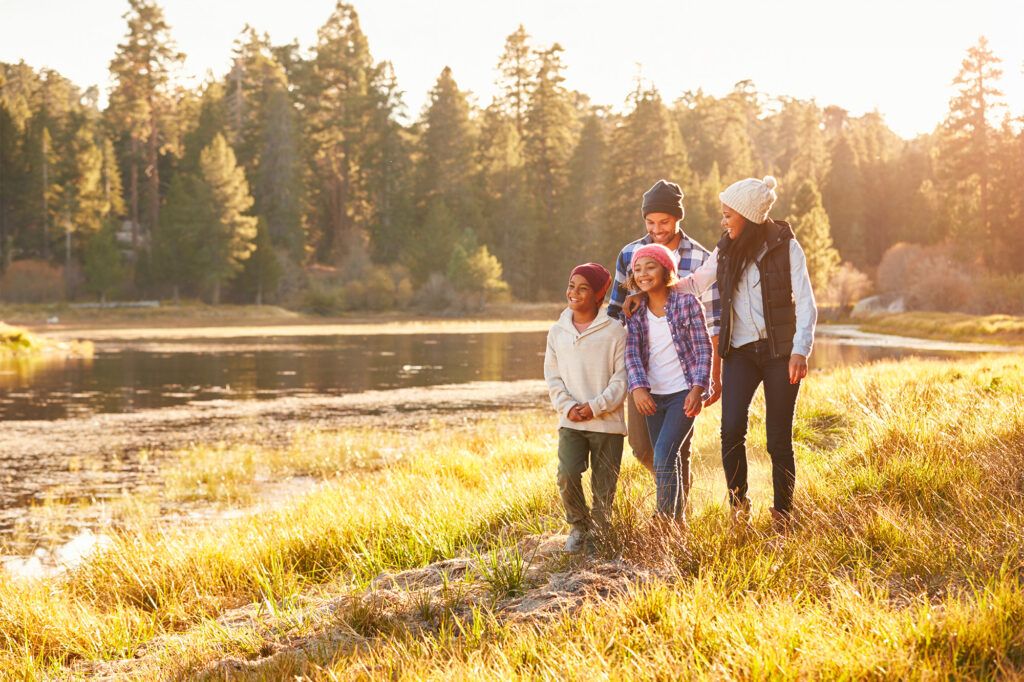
left=641, top=179, right=684, bottom=220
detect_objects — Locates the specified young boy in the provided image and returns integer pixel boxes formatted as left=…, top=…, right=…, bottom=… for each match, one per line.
left=544, top=263, right=628, bottom=553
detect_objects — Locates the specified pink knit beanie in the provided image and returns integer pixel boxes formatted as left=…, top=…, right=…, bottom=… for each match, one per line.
left=630, top=243, right=678, bottom=278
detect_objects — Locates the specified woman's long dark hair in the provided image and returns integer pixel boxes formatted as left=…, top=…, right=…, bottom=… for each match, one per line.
left=723, top=218, right=768, bottom=290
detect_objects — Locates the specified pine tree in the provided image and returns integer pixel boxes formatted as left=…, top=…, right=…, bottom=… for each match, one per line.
left=197, top=133, right=258, bottom=303
left=790, top=180, right=840, bottom=292
left=235, top=218, right=281, bottom=304
left=940, top=36, right=1005, bottom=266
left=153, top=171, right=204, bottom=302
left=495, top=25, right=534, bottom=138
left=227, top=27, right=305, bottom=257
left=821, top=132, right=866, bottom=265
left=561, top=113, right=610, bottom=270
left=523, top=43, right=576, bottom=298
left=363, top=62, right=411, bottom=264
left=108, top=0, right=184, bottom=258
left=0, top=100, right=14, bottom=267
left=67, top=126, right=106, bottom=245
left=411, top=67, right=479, bottom=281
left=608, top=84, right=691, bottom=251
left=675, top=85, right=757, bottom=180
left=302, top=2, right=380, bottom=261
left=83, top=223, right=126, bottom=304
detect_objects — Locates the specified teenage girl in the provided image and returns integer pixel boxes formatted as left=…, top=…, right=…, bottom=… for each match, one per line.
left=624, top=243, right=712, bottom=522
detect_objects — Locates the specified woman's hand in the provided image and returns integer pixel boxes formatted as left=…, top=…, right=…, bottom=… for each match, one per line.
left=574, top=403, right=594, bottom=421
left=622, top=293, right=645, bottom=318
left=684, top=386, right=704, bottom=418
left=789, top=353, right=808, bottom=384
left=632, top=388, right=656, bottom=416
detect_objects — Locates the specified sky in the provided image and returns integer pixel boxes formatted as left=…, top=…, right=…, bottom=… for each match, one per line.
left=1, top=0, right=1023, bottom=139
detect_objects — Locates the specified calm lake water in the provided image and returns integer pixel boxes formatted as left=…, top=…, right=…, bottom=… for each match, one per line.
left=0, top=327, right=981, bottom=421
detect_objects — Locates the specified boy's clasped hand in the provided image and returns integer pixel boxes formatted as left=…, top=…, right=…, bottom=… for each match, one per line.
left=567, top=402, right=594, bottom=422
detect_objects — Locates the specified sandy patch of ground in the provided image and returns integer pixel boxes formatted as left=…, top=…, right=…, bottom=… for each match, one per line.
left=72, top=532, right=659, bottom=679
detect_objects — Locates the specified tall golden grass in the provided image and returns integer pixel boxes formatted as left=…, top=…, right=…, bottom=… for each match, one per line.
left=0, top=355, right=1020, bottom=679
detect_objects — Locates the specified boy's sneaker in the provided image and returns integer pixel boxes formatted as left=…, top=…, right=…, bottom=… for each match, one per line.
left=563, top=527, right=588, bottom=554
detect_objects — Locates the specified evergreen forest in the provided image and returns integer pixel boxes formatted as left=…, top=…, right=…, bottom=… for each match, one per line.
left=1, top=1, right=1022, bottom=313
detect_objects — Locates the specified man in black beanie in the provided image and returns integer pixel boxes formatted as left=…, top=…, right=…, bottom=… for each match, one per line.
left=606, top=179, right=722, bottom=475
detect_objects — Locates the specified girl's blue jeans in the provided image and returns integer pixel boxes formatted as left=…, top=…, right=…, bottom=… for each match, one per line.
left=644, top=389, right=695, bottom=518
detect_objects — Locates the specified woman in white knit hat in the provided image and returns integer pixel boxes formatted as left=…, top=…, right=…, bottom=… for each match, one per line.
left=624, top=175, right=817, bottom=533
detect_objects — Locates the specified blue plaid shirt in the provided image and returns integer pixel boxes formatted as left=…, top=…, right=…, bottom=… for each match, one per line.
left=607, top=231, right=721, bottom=337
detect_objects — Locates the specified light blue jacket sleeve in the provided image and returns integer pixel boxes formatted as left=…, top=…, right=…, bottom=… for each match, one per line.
left=789, top=240, right=817, bottom=357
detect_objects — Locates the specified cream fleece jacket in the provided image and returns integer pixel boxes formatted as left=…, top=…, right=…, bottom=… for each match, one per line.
left=544, top=307, right=628, bottom=435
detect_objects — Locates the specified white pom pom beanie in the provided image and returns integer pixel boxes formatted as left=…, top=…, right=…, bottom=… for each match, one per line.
left=719, top=175, right=778, bottom=224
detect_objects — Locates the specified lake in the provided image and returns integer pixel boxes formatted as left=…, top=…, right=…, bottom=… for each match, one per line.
left=0, top=325, right=987, bottom=421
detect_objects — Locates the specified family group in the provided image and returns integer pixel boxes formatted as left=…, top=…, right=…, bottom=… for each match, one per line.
left=544, top=175, right=818, bottom=552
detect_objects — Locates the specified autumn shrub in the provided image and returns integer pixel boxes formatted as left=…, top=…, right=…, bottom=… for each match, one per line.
left=819, top=262, right=872, bottom=317
left=877, top=242, right=1024, bottom=315
left=0, top=260, right=65, bottom=303
left=969, top=272, right=1024, bottom=315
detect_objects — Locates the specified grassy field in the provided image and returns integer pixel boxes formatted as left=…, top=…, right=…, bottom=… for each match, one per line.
left=0, top=322, right=92, bottom=360
left=858, top=311, right=1024, bottom=346
left=0, top=355, right=1022, bottom=679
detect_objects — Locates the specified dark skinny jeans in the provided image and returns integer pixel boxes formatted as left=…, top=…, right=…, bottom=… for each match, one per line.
left=721, top=341, right=800, bottom=515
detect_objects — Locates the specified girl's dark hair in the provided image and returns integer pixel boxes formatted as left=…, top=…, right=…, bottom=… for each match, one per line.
left=723, top=218, right=768, bottom=290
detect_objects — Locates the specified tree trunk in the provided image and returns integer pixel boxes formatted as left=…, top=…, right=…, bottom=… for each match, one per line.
left=148, top=107, right=159, bottom=254
left=130, top=138, right=139, bottom=258
left=255, top=281, right=263, bottom=306
left=64, top=205, right=71, bottom=299
left=211, top=280, right=221, bottom=305
left=172, top=284, right=180, bottom=306
left=42, top=133, right=49, bottom=259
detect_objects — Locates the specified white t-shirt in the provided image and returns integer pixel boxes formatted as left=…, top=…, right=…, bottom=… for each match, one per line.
left=645, top=308, right=689, bottom=395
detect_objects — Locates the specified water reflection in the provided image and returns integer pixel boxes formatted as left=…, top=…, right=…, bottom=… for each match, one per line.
left=0, top=332, right=551, bottom=420
left=0, top=329, right=990, bottom=421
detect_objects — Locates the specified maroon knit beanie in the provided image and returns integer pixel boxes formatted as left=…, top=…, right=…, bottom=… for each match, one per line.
left=569, top=263, right=612, bottom=301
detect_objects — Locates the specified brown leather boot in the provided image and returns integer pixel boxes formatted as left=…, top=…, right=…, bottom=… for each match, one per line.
left=769, top=507, right=791, bottom=535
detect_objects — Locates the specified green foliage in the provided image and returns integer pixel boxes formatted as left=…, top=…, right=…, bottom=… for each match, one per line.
left=197, top=133, right=259, bottom=302
left=234, top=218, right=282, bottom=304
left=447, top=230, right=511, bottom=310
left=4, top=26, right=1024, bottom=307
left=608, top=86, right=691, bottom=252
left=790, top=179, right=840, bottom=292
left=83, top=223, right=126, bottom=302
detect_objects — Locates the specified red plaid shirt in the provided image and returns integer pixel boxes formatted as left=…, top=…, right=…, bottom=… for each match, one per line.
left=625, top=289, right=713, bottom=395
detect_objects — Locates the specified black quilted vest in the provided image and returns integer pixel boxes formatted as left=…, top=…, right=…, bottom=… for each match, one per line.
left=715, top=220, right=797, bottom=359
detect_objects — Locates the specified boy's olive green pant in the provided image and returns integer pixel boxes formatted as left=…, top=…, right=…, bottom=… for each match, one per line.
left=557, top=428, right=624, bottom=533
